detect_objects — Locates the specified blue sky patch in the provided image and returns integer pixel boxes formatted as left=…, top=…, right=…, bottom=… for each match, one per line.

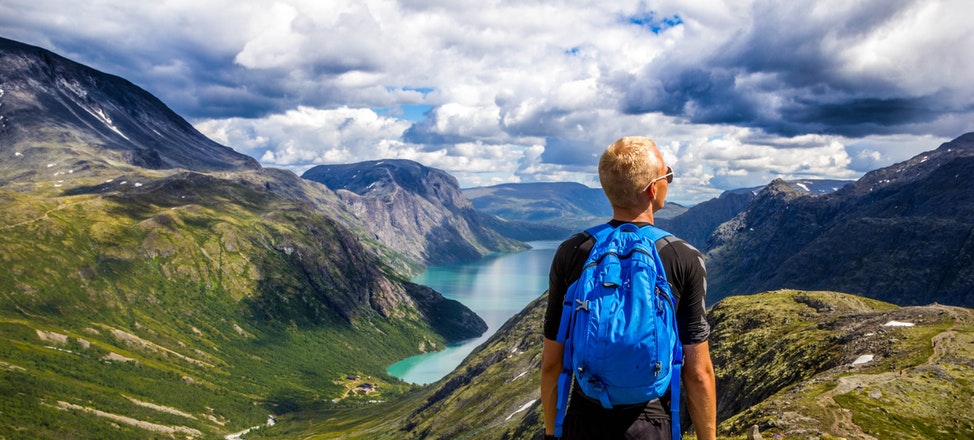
left=375, top=103, right=433, bottom=122
left=627, top=10, right=683, bottom=34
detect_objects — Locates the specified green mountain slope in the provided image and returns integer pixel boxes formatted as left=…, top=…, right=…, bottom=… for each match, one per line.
left=0, top=169, right=487, bottom=438
left=0, top=37, right=487, bottom=439
left=255, top=290, right=974, bottom=439
left=709, top=291, right=974, bottom=439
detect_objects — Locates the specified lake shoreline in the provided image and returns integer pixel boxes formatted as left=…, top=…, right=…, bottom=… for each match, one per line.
left=387, top=241, right=560, bottom=384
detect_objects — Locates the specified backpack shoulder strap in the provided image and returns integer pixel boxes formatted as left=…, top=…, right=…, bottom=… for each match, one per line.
left=583, top=223, right=614, bottom=244
left=638, top=224, right=683, bottom=439
left=640, top=224, right=673, bottom=243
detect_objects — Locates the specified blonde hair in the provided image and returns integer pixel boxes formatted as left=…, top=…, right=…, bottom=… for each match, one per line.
left=598, top=136, right=664, bottom=210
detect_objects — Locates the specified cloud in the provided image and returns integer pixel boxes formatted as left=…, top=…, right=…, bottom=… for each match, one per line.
left=194, top=106, right=545, bottom=185
left=619, top=0, right=974, bottom=138
left=195, top=106, right=411, bottom=168
left=2, top=0, right=973, bottom=204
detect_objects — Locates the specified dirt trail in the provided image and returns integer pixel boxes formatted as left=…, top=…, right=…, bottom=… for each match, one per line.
left=815, top=371, right=892, bottom=440
left=814, top=304, right=972, bottom=439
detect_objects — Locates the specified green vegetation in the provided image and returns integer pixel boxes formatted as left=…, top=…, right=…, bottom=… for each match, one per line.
left=710, top=290, right=974, bottom=439
left=225, top=289, right=974, bottom=440
left=4, top=173, right=974, bottom=439
left=0, top=172, right=465, bottom=438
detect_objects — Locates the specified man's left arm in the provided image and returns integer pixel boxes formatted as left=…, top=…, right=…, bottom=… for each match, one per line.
left=664, top=239, right=716, bottom=439
left=683, top=340, right=716, bottom=440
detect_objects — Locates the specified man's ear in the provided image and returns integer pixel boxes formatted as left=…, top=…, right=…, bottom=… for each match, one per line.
left=646, top=181, right=658, bottom=200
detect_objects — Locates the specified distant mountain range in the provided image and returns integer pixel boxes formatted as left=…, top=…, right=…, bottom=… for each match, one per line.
left=463, top=181, right=688, bottom=237
left=463, top=181, right=611, bottom=230
left=463, top=179, right=851, bottom=247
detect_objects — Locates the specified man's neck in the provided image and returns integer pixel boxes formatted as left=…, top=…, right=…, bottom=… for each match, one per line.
left=611, top=208, right=655, bottom=225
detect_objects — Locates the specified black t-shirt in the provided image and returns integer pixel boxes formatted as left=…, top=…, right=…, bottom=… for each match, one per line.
left=543, top=221, right=711, bottom=419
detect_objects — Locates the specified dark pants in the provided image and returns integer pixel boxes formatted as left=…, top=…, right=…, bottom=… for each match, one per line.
left=562, top=393, right=671, bottom=440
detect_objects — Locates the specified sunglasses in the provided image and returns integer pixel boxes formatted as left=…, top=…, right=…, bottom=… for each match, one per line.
left=643, top=166, right=673, bottom=192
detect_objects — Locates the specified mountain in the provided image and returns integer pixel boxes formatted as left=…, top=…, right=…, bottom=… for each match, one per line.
left=252, top=290, right=974, bottom=439
left=0, top=37, right=260, bottom=190
left=302, top=159, right=527, bottom=268
left=657, top=190, right=755, bottom=251
left=707, top=290, right=974, bottom=439
left=463, top=181, right=686, bottom=237
left=463, top=180, right=845, bottom=244
left=474, top=210, right=572, bottom=241
left=706, top=133, right=974, bottom=307
left=463, top=181, right=611, bottom=229
left=0, top=37, right=486, bottom=438
left=657, top=180, right=852, bottom=251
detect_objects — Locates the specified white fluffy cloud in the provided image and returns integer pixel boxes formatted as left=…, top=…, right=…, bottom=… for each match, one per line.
left=3, top=0, right=973, bottom=203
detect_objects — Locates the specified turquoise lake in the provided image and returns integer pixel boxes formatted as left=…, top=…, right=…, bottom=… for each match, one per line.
left=386, top=240, right=561, bottom=384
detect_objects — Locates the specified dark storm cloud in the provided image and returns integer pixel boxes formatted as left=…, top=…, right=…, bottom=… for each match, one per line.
left=402, top=119, right=474, bottom=147
left=619, top=0, right=967, bottom=138
left=540, top=137, right=598, bottom=166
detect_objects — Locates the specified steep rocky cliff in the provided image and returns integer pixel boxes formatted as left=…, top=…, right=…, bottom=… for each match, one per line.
left=656, top=180, right=851, bottom=251
left=303, top=159, right=527, bottom=267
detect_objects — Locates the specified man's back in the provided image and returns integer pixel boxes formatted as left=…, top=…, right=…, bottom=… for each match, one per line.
left=542, top=222, right=709, bottom=438
left=541, top=136, right=716, bottom=440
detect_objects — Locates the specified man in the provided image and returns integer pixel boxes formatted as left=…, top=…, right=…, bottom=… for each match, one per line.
left=541, top=136, right=717, bottom=439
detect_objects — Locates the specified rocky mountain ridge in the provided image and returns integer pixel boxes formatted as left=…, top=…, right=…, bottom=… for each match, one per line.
left=706, top=133, right=974, bottom=307
left=0, top=37, right=259, bottom=191
left=656, top=179, right=852, bottom=251
left=303, top=159, right=526, bottom=268
left=464, top=179, right=849, bottom=247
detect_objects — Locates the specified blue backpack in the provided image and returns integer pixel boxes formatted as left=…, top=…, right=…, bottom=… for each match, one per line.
left=554, top=223, right=683, bottom=439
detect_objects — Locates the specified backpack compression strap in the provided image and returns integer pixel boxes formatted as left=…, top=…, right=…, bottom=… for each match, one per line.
left=671, top=348, right=683, bottom=439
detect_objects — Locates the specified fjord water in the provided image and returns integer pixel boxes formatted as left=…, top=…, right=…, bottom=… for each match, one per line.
left=387, top=241, right=561, bottom=384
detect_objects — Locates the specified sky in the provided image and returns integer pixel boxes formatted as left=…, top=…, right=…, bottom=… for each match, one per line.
left=2, top=0, right=973, bottom=204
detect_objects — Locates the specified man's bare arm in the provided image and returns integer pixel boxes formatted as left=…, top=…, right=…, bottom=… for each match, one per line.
left=683, top=340, right=716, bottom=440
left=541, top=338, right=564, bottom=436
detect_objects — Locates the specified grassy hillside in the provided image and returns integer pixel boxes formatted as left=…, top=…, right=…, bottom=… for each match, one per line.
left=247, top=290, right=974, bottom=439
left=0, top=170, right=483, bottom=438
left=244, top=293, right=548, bottom=440
left=710, top=290, right=974, bottom=439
